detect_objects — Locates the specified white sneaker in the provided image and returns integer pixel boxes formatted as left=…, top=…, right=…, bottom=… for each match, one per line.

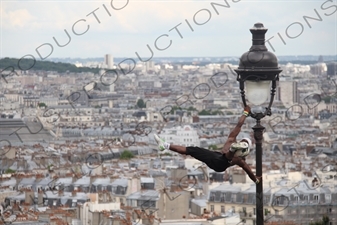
left=154, top=134, right=166, bottom=151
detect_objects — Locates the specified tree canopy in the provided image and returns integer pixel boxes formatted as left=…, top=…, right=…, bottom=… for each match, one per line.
left=309, top=215, right=330, bottom=225
left=136, top=99, right=146, bottom=108
left=0, top=57, right=100, bottom=73
left=38, top=102, right=47, bottom=108
left=120, top=150, right=134, bottom=160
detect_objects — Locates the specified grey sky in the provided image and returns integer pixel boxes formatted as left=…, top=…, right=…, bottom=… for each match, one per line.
left=1, top=0, right=336, bottom=59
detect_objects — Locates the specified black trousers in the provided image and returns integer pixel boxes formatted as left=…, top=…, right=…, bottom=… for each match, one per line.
left=186, top=146, right=231, bottom=172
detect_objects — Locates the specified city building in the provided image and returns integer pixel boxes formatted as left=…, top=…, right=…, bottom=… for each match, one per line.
left=104, top=54, right=114, bottom=69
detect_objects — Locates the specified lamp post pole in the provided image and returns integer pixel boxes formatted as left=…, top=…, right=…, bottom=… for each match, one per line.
left=251, top=114, right=265, bottom=224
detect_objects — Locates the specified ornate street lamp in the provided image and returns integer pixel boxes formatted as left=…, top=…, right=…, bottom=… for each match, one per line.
left=235, top=23, right=282, bottom=225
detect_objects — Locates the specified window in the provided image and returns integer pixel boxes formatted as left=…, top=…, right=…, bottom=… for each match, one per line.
left=326, top=194, right=331, bottom=202
left=304, top=195, right=309, bottom=202
left=210, top=205, right=214, bottom=212
left=314, top=195, right=318, bottom=202
left=220, top=194, right=225, bottom=202
left=232, top=194, right=237, bottom=202
left=287, top=208, right=292, bottom=214
left=221, top=206, right=225, bottom=213
left=265, top=209, right=269, bottom=216
left=294, top=196, right=299, bottom=202
left=253, top=208, right=256, bottom=215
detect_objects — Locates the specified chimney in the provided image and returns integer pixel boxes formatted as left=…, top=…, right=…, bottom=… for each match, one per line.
left=38, top=189, right=44, bottom=207
left=24, top=189, right=34, bottom=205
left=58, top=189, right=64, bottom=197
left=15, top=176, right=23, bottom=191
left=90, top=175, right=98, bottom=184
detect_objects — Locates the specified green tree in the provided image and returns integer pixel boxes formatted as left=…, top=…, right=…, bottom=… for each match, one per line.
left=5, top=168, right=16, bottom=174
left=322, top=95, right=336, bottom=103
left=0, top=57, right=100, bottom=73
left=136, top=99, right=146, bottom=108
left=38, top=102, right=47, bottom=108
left=211, top=110, right=224, bottom=115
left=208, top=144, right=218, bottom=150
left=47, top=164, right=54, bottom=171
left=160, top=152, right=172, bottom=157
left=170, top=105, right=181, bottom=114
left=187, top=106, right=197, bottom=111
left=198, top=109, right=224, bottom=116
left=322, top=215, right=330, bottom=225
left=198, top=109, right=211, bottom=115
left=120, top=150, right=134, bottom=160
left=309, top=215, right=330, bottom=225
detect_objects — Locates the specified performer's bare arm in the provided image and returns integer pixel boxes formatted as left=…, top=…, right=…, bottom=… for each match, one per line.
left=231, top=157, right=260, bottom=183
left=221, top=105, right=250, bottom=155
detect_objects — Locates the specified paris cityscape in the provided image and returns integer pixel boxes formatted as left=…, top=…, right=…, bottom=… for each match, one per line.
left=1, top=0, right=337, bottom=225
left=0, top=53, right=336, bottom=225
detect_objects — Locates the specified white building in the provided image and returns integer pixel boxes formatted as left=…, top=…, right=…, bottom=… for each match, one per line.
left=104, top=54, right=113, bottom=69
left=79, top=193, right=120, bottom=225
left=279, top=80, right=299, bottom=108
left=160, top=125, right=200, bottom=147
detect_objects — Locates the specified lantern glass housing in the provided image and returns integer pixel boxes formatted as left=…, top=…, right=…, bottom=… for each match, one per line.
left=245, top=80, right=271, bottom=106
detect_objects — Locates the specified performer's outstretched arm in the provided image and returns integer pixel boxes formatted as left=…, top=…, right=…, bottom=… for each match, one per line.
left=221, top=105, right=250, bottom=155
left=231, top=157, right=261, bottom=183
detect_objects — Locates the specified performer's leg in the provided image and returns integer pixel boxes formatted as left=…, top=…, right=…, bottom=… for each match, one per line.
left=154, top=134, right=228, bottom=171
left=169, top=145, right=187, bottom=154
left=186, top=146, right=229, bottom=172
left=154, top=134, right=188, bottom=154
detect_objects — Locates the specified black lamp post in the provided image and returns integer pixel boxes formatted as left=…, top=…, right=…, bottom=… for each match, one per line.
left=234, top=23, right=282, bottom=225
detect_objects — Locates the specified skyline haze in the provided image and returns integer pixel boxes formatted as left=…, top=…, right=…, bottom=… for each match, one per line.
left=1, top=0, right=337, bottom=60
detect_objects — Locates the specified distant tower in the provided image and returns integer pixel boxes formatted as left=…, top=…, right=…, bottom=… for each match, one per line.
left=146, top=61, right=155, bottom=71
left=318, top=55, right=324, bottom=62
left=104, top=54, right=113, bottom=69
left=280, top=81, right=299, bottom=106
left=327, top=62, right=337, bottom=76
left=110, top=83, right=115, bottom=92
